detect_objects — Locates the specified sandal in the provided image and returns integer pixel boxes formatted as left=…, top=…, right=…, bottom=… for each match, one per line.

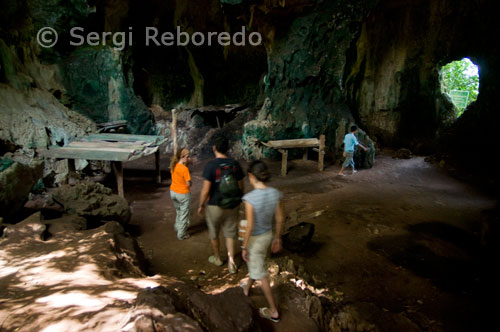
left=177, top=234, right=190, bottom=240
left=228, top=261, right=237, bottom=274
left=259, top=307, right=280, bottom=323
left=208, top=255, right=223, bottom=266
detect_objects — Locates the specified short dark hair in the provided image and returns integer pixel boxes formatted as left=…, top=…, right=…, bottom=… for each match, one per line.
left=248, top=160, right=271, bottom=182
left=350, top=125, right=358, bottom=132
left=211, top=132, right=229, bottom=154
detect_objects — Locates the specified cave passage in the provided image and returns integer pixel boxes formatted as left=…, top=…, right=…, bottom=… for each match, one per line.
left=440, top=57, right=479, bottom=117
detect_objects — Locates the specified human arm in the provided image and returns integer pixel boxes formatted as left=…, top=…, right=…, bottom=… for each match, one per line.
left=197, top=180, right=211, bottom=216
left=185, top=168, right=192, bottom=188
left=242, top=201, right=255, bottom=262
left=272, top=201, right=284, bottom=253
left=354, top=134, right=368, bottom=151
left=357, top=143, right=368, bottom=151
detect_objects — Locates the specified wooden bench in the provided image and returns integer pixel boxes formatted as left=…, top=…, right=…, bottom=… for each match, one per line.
left=262, top=135, right=325, bottom=176
left=96, top=120, right=128, bottom=133
left=39, top=133, right=167, bottom=197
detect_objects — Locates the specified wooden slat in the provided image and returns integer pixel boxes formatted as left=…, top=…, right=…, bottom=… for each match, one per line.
left=265, top=138, right=320, bottom=149
left=127, top=146, right=160, bottom=161
left=97, top=120, right=127, bottom=127
left=39, top=147, right=132, bottom=161
left=82, top=134, right=166, bottom=145
left=67, top=141, right=147, bottom=151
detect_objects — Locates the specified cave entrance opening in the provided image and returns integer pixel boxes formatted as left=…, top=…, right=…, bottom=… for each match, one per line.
left=440, top=57, right=479, bottom=117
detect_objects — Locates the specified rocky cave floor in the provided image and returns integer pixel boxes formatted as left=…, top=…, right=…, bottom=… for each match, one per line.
left=1, top=150, right=496, bottom=332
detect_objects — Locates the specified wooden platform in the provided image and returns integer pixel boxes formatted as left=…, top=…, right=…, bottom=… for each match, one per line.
left=262, top=135, right=325, bottom=176
left=39, top=134, right=167, bottom=197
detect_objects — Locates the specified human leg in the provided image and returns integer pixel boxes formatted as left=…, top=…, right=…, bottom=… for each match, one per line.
left=339, top=152, right=351, bottom=175
left=349, top=153, right=356, bottom=171
left=260, top=277, right=279, bottom=319
left=240, top=277, right=254, bottom=296
left=175, top=193, right=191, bottom=239
left=344, top=152, right=354, bottom=173
left=206, top=205, right=223, bottom=265
left=246, top=231, right=278, bottom=320
left=221, top=206, right=240, bottom=273
left=170, top=191, right=181, bottom=232
left=225, top=237, right=237, bottom=273
left=208, top=238, right=223, bottom=265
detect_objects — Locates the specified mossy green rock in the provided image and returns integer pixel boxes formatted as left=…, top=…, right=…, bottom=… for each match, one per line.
left=62, top=47, right=155, bottom=135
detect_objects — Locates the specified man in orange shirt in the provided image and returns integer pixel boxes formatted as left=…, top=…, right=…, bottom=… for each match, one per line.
left=170, top=148, right=192, bottom=240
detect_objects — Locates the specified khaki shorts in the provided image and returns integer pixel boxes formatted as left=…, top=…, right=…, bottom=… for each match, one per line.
left=205, top=205, right=239, bottom=240
left=247, top=230, right=273, bottom=280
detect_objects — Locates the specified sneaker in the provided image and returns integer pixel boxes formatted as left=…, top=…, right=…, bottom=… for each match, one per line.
left=353, top=169, right=357, bottom=174
left=177, top=234, right=190, bottom=240
left=208, top=255, right=223, bottom=266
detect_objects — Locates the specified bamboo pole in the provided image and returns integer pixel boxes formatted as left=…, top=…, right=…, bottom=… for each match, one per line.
left=318, top=134, right=325, bottom=172
left=155, top=150, right=161, bottom=183
left=171, top=108, right=178, bottom=158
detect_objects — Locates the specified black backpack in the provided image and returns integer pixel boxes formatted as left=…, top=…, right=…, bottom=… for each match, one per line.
left=214, top=161, right=242, bottom=209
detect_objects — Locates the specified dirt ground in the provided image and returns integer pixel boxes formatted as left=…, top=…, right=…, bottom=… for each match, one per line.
left=122, top=150, right=495, bottom=332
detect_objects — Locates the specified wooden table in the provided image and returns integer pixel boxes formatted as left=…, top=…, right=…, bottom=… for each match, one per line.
left=262, top=135, right=325, bottom=176
left=39, top=133, right=167, bottom=197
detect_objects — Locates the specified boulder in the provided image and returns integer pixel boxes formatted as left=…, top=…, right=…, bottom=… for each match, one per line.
left=283, top=222, right=315, bottom=252
left=122, top=287, right=203, bottom=332
left=162, top=285, right=257, bottom=332
left=45, top=215, right=87, bottom=234
left=0, top=159, right=44, bottom=221
left=51, top=181, right=131, bottom=224
left=104, top=221, right=148, bottom=277
left=2, top=212, right=46, bottom=241
left=188, top=287, right=256, bottom=332
left=329, top=305, right=377, bottom=332
left=393, top=148, right=412, bottom=159
left=24, top=192, right=64, bottom=217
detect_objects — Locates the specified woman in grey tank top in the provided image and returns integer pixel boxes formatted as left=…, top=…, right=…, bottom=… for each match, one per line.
left=240, top=160, right=284, bottom=322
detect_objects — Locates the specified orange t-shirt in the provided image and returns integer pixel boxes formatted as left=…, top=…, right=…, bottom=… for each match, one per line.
left=170, top=163, right=191, bottom=194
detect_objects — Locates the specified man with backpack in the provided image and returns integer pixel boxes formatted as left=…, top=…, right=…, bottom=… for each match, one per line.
left=198, top=133, right=245, bottom=274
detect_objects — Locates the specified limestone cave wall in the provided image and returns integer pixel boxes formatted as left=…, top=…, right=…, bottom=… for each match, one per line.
left=344, top=0, right=499, bottom=154
left=1, top=0, right=500, bottom=173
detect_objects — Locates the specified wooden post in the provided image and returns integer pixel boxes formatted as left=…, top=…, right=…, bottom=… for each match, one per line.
left=279, top=149, right=288, bottom=176
left=112, top=161, right=124, bottom=198
left=318, top=134, right=325, bottom=172
left=303, top=149, right=308, bottom=160
left=155, top=149, right=161, bottom=183
left=171, top=108, right=178, bottom=157
left=67, top=159, right=76, bottom=184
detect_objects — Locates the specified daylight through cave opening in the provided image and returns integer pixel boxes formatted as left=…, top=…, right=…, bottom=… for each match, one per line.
left=440, top=57, right=479, bottom=117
